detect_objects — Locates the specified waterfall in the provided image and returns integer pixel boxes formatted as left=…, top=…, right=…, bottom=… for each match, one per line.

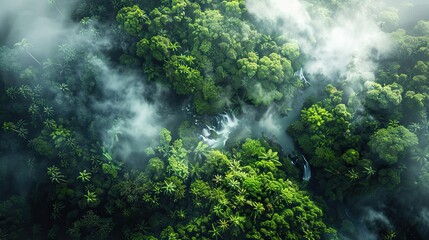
left=294, top=68, right=310, bottom=85
left=302, top=155, right=311, bottom=181
left=200, top=114, right=239, bottom=148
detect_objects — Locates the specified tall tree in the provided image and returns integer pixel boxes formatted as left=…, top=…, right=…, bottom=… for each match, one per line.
left=14, top=38, right=41, bottom=65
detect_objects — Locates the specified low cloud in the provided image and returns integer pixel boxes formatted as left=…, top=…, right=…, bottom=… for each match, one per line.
left=246, top=0, right=392, bottom=84
left=89, top=57, right=166, bottom=160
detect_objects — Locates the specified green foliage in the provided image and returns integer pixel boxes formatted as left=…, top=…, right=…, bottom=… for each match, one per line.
left=137, top=35, right=176, bottom=61
left=29, top=133, right=56, bottom=158
left=50, top=124, right=72, bottom=149
left=167, top=139, right=189, bottom=179
left=365, top=81, right=403, bottom=111
left=257, top=53, right=293, bottom=83
left=84, top=190, right=97, bottom=203
left=342, top=149, right=359, bottom=165
left=147, top=157, right=165, bottom=180
left=116, top=5, right=149, bottom=36
left=369, top=125, right=418, bottom=164
left=47, top=166, right=66, bottom=183
left=258, top=149, right=281, bottom=165
left=281, top=42, right=300, bottom=61
left=414, top=20, right=429, bottom=36
left=238, top=51, right=259, bottom=78
left=178, top=121, right=198, bottom=148
left=246, top=81, right=284, bottom=106
left=241, top=138, right=265, bottom=158
left=165, top=55, right=202, bottom=95
left=301, top=104, right=333, bottom=132
left=378, top=168, right=401, bottom=187
left=102, top=163, right=119, bottom=178
left=2, top=120, right=28, bottom=139
left=68, top=211, right=113, bottom=240
left=77, top=170, right=91, bottom=182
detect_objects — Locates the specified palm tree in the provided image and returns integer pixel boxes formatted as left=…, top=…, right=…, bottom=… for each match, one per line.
left=383, top=230, right=396, bottom=240
left=213, top=205, right=224, bottom=217
left=259, top=149, right=281, bottom=166
left=363, top=166, right=376, bottom=177
left=84, top=190, right=97, bottom=203
left=47, top=166, right=65, bottom=183
left=175, top=209, right=186, bottom=220
left=2, top=120, right=28, bottom=139
left=209, top=224, right=221, bottom=240
left=251, top=202, right=265, bottom=220
left=193, top=141, right=209, bottom=161
left=77, top=170, right=91, bottom=182
left=229, top=213, right=245, bottom=231
left=15, top=39, right=40, bottom=65
left=412, top=145, right=429, bottom=164
left=218, top=219, right=229, bottom=232
left=347, top=169, right=359, bottom=181
left=162, top=180, right=177, bottom=196
left=48, top=0, right=64, bottom=18
left=169, top=42, right=181, bottom=52
left=303, top=228, right=316, bottom=240
left=408, top=122, right=421, bottom=133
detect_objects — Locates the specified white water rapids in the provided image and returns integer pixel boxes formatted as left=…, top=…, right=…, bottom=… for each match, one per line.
left=200, top=114, right=239, bottom=148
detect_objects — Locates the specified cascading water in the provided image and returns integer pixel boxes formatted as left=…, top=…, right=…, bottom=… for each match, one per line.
left=302, top=155, right=311, bottom=181
left=294, top=68, right=310, bottom=85
left=201, top=114, right=239, bottom=148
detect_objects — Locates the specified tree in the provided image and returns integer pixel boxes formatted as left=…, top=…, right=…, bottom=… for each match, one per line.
left=301, top=104, right=333, bottom=132
left=48, top=0, right=65, bottom=17
left=257, top=53, right=293, bottom=83
left=281, top=42, right=300, bottom=61
left=342, top=149, right=359, bottom=166
left=68, top=211, right=113, bottom=240
left=47, top=166, right=65, bottom=183
left=137, top=35, right=174, bottom=61
left=147, top=157, right=165, bottom=180
left=237, top=51, right=259, bottom=78
left=369, top=125, right=418, bottom=164
left=193, top=141, right=209, bottom=161
left=116, top=5, right=149, bottom=36
left=2, top=120, right=28, bottom=139
left=165, top=55, right=202, bottom=95
left=258, top=149, right=280, bottom=165
left=365, top=82, right=403, bottom=111
left=378, top=10, right=399, bottom=32
left=77, top=170, right=91, bottom=182
left=414, top=20, right=429, bottom=36
left=14, top=39, right=40, bottom=65
left=84, top=190, right=97, bottom=203
left=411, top=145, right=429, bottom=164
left=222, top=0, right=243, bottom=18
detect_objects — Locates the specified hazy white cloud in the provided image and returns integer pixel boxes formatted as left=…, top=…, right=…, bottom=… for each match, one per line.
left=246, top=0, right=313, bottom=34
left=246, top=0, right=392, bottom=83
left=89, top=57, right=164, bottom=159
left=363, top=208, right=393, bottom=228
left=0, top=0, right=78, bottom=58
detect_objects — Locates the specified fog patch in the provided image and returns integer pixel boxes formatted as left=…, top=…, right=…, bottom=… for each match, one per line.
left=246, top=0, right=392, bottom=86
left=88, top=57, right=166, bottom=160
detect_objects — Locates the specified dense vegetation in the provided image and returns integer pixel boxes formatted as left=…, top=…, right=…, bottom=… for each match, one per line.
left=1, top=0, right=429, bottom=239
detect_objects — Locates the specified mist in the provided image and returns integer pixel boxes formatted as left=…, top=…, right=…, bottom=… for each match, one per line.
left=89, top=56, right=167, bottom=160
left=247, top=0, right=393, bottom=83
left=0, top=0, right=78, bottom=58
